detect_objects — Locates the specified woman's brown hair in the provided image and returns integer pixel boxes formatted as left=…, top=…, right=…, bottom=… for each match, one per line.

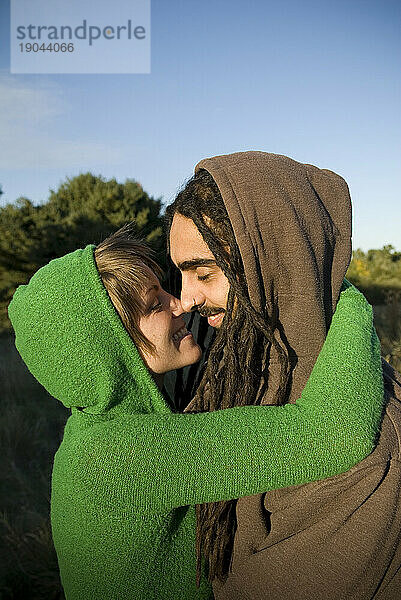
left=94, top=222, right=163, bottom=356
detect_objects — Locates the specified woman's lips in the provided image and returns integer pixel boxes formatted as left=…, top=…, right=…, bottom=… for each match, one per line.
left=178, top=331, right=193, bottom=342
left=207, top=312, right=224, bottom=328
left=172, top=326, right=193, bottom=348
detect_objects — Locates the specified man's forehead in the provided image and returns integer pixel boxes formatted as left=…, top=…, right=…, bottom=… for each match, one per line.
left=169, top=213, right=215, bottom=264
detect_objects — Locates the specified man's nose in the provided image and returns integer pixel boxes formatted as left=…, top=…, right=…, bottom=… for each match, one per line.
left=180, top=278, right=201, bottom=313
left=180, top=289, right=195, bottom=313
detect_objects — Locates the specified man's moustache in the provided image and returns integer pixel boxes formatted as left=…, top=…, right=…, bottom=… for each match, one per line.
left=197, top=307, right=225, bottom=318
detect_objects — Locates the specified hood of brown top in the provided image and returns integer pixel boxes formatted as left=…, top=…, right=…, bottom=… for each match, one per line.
left=194, top=151, right=352, bottom=404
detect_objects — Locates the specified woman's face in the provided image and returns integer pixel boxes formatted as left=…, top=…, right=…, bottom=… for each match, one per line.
left=138, top=267, right=202, bottom=375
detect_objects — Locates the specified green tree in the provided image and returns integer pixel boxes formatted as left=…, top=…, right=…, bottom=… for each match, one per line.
left=0, top=173, right=165, bottom=331
left=346, top=245, right=401, bottom=304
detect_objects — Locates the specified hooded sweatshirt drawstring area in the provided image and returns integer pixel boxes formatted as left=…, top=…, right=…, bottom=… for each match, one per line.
left=8, top=155, right=386, bottom=599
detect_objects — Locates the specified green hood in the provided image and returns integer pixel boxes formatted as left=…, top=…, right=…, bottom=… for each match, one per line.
left=8, top=244, right=168, bottom=416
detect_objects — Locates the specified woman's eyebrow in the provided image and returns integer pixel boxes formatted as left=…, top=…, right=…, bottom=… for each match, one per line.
left=145, top=284, right=159, bottom=295
left=177, top=258, right=216, bottom=271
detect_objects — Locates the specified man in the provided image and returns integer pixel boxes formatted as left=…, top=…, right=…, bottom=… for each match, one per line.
left=165, top=151, right=401, bottom=600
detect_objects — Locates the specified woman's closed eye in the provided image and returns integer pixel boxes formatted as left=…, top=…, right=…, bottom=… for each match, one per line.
left=149, top=300, right=162, bottom=312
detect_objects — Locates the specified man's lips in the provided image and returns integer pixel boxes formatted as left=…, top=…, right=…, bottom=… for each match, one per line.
left=207, top=313, right=225, bottom=327
left=197, top=307, right=226, bottom=328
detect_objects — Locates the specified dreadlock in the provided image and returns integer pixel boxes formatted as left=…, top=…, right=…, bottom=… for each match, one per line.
left=165, top=169, right=292, bottom=587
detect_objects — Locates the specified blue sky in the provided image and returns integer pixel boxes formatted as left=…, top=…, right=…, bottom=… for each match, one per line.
left=0, top=0, right=400, bottom=251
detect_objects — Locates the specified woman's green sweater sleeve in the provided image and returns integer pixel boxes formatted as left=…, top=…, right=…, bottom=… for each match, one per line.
left=76, top=288, right=384, bottom=512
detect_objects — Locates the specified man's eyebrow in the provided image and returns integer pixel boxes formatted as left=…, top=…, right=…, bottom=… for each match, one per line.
left=176, top=258, right=217, bottom=271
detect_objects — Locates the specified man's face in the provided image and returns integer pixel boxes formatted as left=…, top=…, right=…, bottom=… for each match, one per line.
left=169, top=213, right=230, bottom=328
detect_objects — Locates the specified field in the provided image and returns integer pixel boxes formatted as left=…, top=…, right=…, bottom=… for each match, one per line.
left=0, top=297, right=400, bottom=598
left=0, top=334, right=67, bottom=599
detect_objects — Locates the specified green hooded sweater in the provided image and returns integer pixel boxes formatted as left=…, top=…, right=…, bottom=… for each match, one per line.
left=8, top=244, right=384, bottom=599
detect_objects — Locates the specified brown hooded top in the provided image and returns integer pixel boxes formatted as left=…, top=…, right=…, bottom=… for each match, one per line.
left=194, top=150, right=351, bottom=405
left=185, top=151, right=401, bottom=600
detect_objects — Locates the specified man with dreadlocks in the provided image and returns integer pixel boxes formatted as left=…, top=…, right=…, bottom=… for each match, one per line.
left=165, top=151, right=401, bottom=600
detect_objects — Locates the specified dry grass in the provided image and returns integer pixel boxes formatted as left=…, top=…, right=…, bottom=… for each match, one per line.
left=0, top=334, right=67, bottom=599
left=0, top=514, right=65, bottom=599
left=373, top=290, right=401, bottom=372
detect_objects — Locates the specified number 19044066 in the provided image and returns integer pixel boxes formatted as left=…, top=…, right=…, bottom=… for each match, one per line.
left=19, top=42, right=74, bottom=52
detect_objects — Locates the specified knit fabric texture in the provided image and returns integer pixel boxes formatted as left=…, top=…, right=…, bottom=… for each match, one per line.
left=8, top=245, right=384, bottom=599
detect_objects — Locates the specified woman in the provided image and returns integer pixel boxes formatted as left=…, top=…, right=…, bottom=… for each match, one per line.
left=8, top=223, right=384, bottom=600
